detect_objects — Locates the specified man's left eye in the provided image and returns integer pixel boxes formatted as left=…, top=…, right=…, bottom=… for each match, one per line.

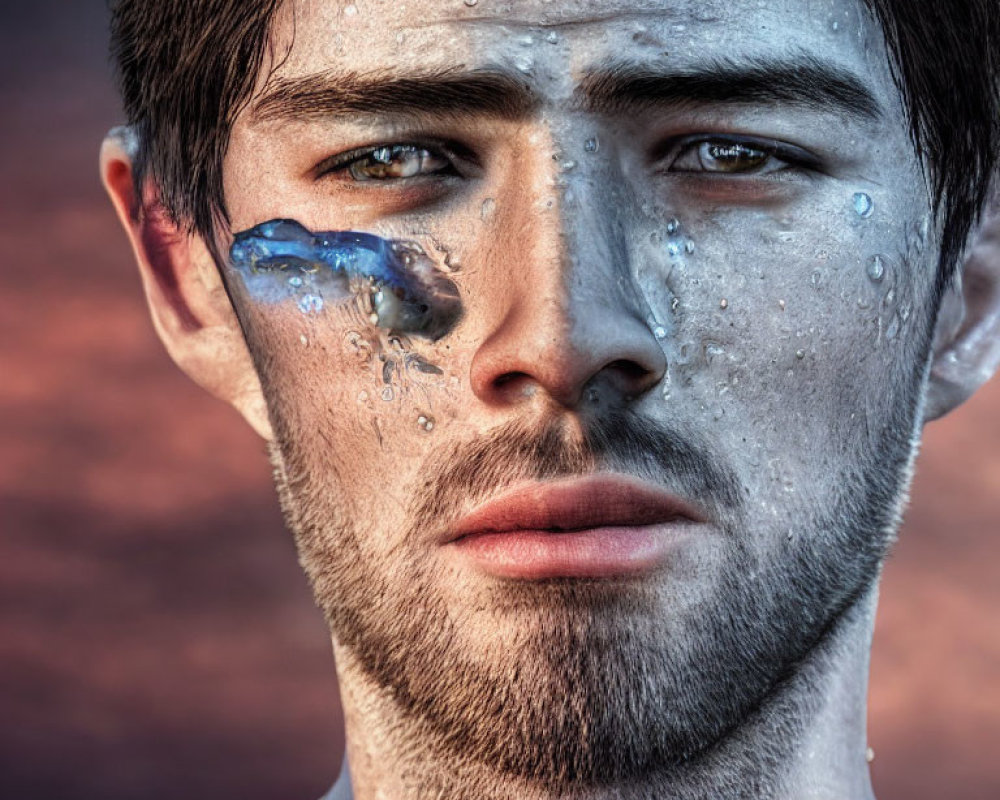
left=666, top=138, right=812, bottom=176
left=340, top=144, right=454, bottom=182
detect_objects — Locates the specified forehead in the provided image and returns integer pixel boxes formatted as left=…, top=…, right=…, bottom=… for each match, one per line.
left=267, top=0, right=887, bottom=89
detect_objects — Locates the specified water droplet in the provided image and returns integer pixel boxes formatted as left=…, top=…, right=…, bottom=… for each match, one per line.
left=514, top=56, right=533, bottom=74
left=561, top=160, right=576, bottom=171
left=778, top=299, right=786, bottom=310
left=666, top=240, right=682, bottom=258
left=344, top=331, right=372, bottom=361
left=666, top=218, right=680, bottom=235
left=852, top=192, right=874, bottom=219
left=907, top=221, right=927, bottom=254
left=671, top=297, right=681, bottom=312
left=298, top=294, right=324, bottom=314
left=518, top=34, right=534, bottom=46
left=407, top=358, right=441, bottom=379
left=796, top=349, right=806, bottom=359
left=480, top=197, right=496, bottom=220
left=358, top=390, right=369, bottom=403
left=299, top=334, right=309, bottom=346
left=463, top=0, right=478, bottom=5
left=381, top=386, right=395, bottom=401
left=867, top=254, right=886, bottom=283
left=584, top=136, right=599, bottom=153
left=705, top=342, right=725, bottom=363
left=866, top=747, right=875, bottom=764
left=288, top=275, right=304, bottom=288
left=684, top=240, right=696, bottom=254
left=719, top=298, right=729, bottom=310
left=886, top=313, right=900, bottom=340
left=653, top=325, right=667, bottom=340
left=343, top=3, right=358, bottom=16
left=831, top=20, right=840, bottom=31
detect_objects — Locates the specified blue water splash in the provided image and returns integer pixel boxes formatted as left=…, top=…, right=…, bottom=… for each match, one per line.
left=230, top=219, right=462, bottom=340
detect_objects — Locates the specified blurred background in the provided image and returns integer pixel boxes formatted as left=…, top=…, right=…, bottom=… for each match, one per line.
left=1, top=2, right=997, bottom=798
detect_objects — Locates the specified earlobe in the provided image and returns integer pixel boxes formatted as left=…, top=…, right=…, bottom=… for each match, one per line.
left=924, top=188, right=1000, bottom=422
left=99, top=129, right=274, bottom=440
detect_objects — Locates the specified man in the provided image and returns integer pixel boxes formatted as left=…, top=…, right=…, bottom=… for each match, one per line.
left=100, top=1, right=1000, bottom=797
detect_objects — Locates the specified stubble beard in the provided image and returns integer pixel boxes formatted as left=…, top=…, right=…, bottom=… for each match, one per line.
left=266, top=392, right=920, bottom=797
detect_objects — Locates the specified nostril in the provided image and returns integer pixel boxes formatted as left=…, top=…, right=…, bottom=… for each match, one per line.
left=493, top=371, right=537, bottom=400
left=606, top=359, right=651, bottom=380
left=495, top=371, right=532, bottom=387
left=602, top=358, right=664, bottom=398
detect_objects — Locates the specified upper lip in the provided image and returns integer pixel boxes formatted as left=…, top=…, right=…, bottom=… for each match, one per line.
left=443, top=474, right=707, bottom=543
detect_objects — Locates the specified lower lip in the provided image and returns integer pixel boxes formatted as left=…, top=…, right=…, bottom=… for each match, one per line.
left=450, top=524, right=696, bottom=580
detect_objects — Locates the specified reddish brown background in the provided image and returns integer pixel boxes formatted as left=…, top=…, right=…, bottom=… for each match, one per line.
left=1, top=3, right=997, bottom=798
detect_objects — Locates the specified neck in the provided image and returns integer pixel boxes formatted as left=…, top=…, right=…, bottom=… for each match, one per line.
left=332, top=586, right=879, bottom=800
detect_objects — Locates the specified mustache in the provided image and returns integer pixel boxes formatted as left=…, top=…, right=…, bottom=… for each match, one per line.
left=407, top=408, right=743, bottom=533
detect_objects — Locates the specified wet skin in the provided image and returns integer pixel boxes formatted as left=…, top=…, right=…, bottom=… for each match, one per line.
left=216, top=0, right=936, bottom=797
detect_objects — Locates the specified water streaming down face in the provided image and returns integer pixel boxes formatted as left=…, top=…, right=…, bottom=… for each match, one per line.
left=229, top=218, right=463, bottom=340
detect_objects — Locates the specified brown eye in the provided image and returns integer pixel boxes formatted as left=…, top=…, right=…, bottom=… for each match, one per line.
left=669, top=139, right=774, bottom=174
left=697, top=141, right=771, bottom=172
left=347, top=145, right=452, bottom=181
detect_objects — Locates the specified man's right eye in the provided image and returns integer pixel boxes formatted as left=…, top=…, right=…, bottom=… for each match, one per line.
left=323, top=144, right=456, bottom=182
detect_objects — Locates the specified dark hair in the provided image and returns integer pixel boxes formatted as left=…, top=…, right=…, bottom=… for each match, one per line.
left=110, top=0, right=999, bottom=281
left=110, top=0, right=282, bottom=238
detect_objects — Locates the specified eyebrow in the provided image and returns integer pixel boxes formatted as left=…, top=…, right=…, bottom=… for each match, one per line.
left=577, top=55, right=883, bottom=120
left=249, top=54, right=882, bottom=125
left=250, top=67, right=538, bottom=123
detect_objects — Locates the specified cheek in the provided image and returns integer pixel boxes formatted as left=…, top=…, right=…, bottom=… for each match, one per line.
left=234, top=291, right=466, bottom=495
left=637, top=190, right=935, bottom=483
left=223, top=217, right=478, bottom=466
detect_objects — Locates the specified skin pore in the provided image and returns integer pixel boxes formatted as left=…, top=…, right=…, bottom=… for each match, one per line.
left=98, top=0, right=1000, bottom=798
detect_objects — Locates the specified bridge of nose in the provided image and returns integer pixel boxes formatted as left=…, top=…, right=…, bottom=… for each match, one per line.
left=467, top=123, right=667, bottom=408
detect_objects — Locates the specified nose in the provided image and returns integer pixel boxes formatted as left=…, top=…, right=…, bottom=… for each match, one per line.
left=469, top=152, right=667, bottom=410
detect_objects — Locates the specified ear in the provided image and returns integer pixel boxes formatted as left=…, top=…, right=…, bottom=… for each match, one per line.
left=924, top=188, right=1000, bottom=422
left=99, top=127, right=274, bottom=440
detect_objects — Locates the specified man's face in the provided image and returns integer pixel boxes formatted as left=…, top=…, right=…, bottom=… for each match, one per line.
left=220, top=0, right=934, bottom=785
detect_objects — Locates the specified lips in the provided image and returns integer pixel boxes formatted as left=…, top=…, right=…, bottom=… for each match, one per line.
left=443, top=474, right=708, bottom=579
